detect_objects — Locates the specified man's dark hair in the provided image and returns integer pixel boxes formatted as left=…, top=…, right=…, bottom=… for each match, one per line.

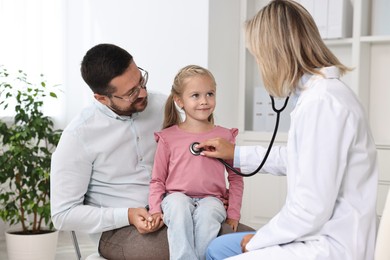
left=81, top=43, right=133, bottom=95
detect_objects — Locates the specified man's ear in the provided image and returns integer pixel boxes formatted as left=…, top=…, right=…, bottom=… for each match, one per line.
left=94, top=93, right=110, bottom=106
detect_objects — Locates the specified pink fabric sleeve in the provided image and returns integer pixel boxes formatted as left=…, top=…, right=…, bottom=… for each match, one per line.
left=230, top=128, right=239, bottom=138
left=226, top=128, right=243, bottom=220
left=148, top=132, right=170, bottom=214
left=226, top=167, right=243, bottom=220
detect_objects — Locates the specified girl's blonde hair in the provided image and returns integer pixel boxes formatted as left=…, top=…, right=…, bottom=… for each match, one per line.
left=163, top=65, right=216, bottom=129
left=245, top=0, right=351, bottom=97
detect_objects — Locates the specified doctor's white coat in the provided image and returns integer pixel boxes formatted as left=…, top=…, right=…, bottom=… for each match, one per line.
left=235, top=67, right=378, bottom=260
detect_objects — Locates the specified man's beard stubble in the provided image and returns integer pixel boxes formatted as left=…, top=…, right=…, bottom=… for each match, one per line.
left=109, top=96, right=148, bottom=116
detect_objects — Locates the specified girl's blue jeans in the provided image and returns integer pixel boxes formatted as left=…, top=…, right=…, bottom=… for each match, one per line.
left=162, top=192, right=226, bottom=260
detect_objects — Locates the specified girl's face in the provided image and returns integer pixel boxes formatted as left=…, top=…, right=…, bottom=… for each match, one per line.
left=176, top=75, right=216, bottom=123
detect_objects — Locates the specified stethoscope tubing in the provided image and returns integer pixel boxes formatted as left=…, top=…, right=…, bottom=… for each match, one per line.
left=190, top=95, right=289, bottom=177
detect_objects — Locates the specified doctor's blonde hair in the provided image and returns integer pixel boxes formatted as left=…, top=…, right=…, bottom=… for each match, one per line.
left=163, top=65, right=216, bottom=129
left=245, top=0, right=350, bottom=97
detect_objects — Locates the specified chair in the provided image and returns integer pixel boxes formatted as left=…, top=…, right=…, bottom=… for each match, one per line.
left=71, top=222, right=254, bottom=259
left=71, top=231, right=106, bottom=260
left=375, top=189, right=390, bottom=260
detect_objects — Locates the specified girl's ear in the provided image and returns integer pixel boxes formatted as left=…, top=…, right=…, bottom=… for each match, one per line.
left=94, top=93, right=110, bottom=106
left=173, top=95, right=183, bottom=109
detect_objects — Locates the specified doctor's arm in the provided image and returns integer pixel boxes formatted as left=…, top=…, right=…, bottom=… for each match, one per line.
left=198, top=138, right=287, bottom=175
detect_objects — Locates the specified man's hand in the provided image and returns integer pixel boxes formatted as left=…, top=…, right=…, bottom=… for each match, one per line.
left=240, top=234, right=255, bottom=253
left=128, top=208, right=164, bottom=234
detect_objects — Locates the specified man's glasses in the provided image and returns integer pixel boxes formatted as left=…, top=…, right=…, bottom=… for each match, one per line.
left=112, top=67, right=148, bottom=103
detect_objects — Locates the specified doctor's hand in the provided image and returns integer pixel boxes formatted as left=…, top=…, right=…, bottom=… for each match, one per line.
left=197, top=138, right=235, bottom=160
left=241, top=234, right=255, bottom=253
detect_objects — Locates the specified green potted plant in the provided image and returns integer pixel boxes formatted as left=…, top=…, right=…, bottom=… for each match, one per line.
left=0, top=65, right=63, bottom=260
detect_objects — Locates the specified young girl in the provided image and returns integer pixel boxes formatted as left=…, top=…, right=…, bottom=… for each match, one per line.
left=148, top=65, right=244, bottom=260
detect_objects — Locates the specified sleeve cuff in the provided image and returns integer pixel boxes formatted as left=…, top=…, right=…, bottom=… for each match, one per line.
left=114, top=208, right=130, bottom=227
left=234, top=145, right=241, bottom=168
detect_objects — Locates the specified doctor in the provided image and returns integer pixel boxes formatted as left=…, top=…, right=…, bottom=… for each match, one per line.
left=197, top=1, right=378, bottom=260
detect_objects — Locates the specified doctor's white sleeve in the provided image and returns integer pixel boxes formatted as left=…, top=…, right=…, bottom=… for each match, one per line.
left=237, top=145, right=288, bottom=176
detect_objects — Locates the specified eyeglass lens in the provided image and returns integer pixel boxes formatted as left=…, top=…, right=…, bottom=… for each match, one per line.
left=127, top=69, right=147, bottom=102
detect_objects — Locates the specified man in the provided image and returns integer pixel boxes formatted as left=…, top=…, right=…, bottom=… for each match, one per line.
left=51, top=43, right=168, bottom=259
left=51, top=43, right=253, bottom=259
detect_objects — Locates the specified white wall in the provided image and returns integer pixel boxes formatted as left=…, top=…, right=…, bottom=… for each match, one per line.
left=208, top=0, right=241, bottom=128
left=0, top=0, right=241, bottom=129
left=0, top=0, right=63, bottom=83
left=0, top=0, right=64, bottom=119
left=62, top=0, right=240, bottom=128
left=62, top=0, right=239, bottom=128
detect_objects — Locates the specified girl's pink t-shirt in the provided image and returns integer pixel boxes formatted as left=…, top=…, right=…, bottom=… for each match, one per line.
left=149, top=125, right=243, bottom=220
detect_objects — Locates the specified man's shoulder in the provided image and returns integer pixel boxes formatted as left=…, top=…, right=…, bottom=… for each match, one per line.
left=62, top=103, right=99, bottom=132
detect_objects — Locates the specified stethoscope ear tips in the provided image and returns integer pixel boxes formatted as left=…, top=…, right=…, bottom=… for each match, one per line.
left=190, top=142, right=203, bottom=156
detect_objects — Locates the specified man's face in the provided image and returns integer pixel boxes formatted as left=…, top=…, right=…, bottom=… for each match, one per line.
left=95, top=62, right=148, bottom=116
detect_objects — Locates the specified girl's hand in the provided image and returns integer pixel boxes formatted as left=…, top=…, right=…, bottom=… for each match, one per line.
left=151, top=212, right=164, bottom=228
left=225, top=218, right=239, bottom=231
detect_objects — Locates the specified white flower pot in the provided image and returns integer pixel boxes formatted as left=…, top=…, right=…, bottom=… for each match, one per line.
left=5, top=230, right=59, bottom=260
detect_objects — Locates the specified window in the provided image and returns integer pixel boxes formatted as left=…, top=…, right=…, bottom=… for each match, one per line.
left=0, top=0, right=64, bottom=118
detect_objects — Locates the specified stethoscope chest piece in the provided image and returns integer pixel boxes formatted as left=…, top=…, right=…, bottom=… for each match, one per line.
left=189, top=142, right=203, bottom=156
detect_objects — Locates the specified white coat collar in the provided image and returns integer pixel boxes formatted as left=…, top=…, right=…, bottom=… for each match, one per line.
left=297, top=66, right=340, bottom=91
left=318, top=66, right=340, bottom=79
left=293, top=66, right=340, bottom=106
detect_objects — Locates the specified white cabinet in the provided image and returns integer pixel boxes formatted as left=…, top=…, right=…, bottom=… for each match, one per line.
left=238, top=0, right=390, bottom=229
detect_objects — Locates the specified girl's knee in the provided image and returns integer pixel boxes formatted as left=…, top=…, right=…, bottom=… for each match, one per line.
left=162, top=192, right=193, bottom=217
left=162, top=192, right=191, bottom=207
left=196, top=197, right=226, bottom=220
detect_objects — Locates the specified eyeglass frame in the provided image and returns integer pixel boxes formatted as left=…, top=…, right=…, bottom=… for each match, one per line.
left=111, top=67, right=148, bottom=103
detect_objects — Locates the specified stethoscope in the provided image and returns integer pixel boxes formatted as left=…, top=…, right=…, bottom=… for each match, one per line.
left=189, top=95, right=290, bottom=177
